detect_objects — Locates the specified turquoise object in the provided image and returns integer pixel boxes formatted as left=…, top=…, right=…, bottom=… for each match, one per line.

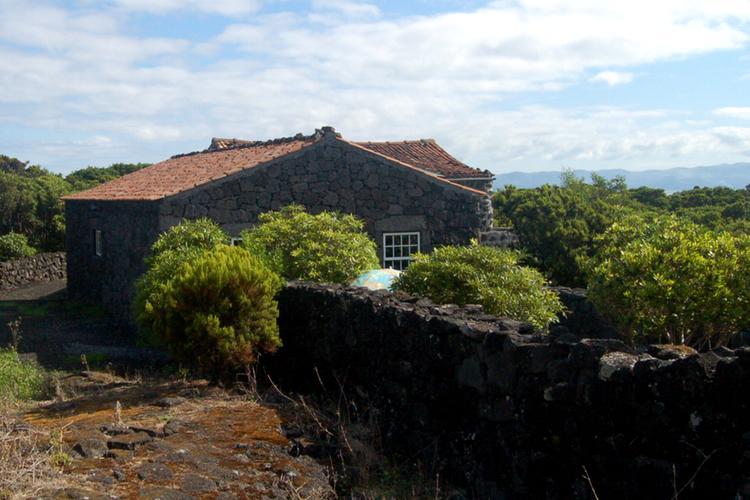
left=351, top=268, right=402, bottom=291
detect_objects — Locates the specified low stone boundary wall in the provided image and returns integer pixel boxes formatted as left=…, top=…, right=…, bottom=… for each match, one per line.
left=0, top=252, right=66, bottom=290
left=479, top=227, right=519, bottom=248
left=274, top=282, right=750, bottom=499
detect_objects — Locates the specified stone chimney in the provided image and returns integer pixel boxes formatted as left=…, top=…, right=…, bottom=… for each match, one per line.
left=314, top=126, right=340, bottom=141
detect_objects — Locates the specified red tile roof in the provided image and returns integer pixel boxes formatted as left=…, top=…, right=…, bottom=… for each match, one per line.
left=64, top=128, right=490, bottom=201
left=353, top=139, right=491, bottom=179
left=64, top=136, right=316, bottom=201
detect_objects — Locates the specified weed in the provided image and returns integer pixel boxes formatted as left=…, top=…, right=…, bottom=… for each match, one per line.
left=6, top=317, right=21, bottom=350
left=48, top=429, right=71, bottom=469
left=0, top=348, right=45, bottom=405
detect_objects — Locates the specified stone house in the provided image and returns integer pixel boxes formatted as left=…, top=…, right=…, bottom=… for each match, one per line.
left=64, top=126, right=494, bottom=323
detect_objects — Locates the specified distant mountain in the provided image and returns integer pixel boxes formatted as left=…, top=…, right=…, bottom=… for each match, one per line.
left=492, top=163, right=750, bottom=192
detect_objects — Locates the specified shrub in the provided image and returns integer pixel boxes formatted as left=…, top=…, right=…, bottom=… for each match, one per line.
left=0, top=232, right=36, bottom=262
left=138, top=245, right=283, bottom=376
left=392, top=243, right=564, bottom=329
left=134, top=219, right=227, bottom=339
left=240, top=205, right=379, bottom=284
left=0, top=348, right=45, bottom=403
left=150, top=217, right=227, bottom=256
left=586, top=214, right=750, bottom=347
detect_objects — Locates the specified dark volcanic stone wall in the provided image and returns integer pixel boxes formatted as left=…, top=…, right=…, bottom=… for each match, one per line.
left=160, top=136, right=493, bottom=260
left=0, top=252, right=66, bottom=290
left=65, top=200, right=161, bottom=324
left=274, top=282, right=750, bottom=499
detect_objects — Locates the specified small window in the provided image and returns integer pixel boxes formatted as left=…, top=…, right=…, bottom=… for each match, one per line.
left=94, top=230, right=102, bottom=257
left=230, top=237, right=243, bottom=246
left=383, top=232, right=420, bottom=270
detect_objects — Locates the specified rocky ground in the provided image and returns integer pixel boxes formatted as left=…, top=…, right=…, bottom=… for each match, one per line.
left=15, top=373, right=334, bottom=499
left=0, top=281, right=337, bottom=499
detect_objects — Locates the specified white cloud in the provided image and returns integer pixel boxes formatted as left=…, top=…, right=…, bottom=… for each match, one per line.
left=2, top=0, right=750, bottom=171
left=590, top=71, right=634, bottom=86
left=714, top=107, right=750, bottom=120
left=113, top=0, right=262, bottom=16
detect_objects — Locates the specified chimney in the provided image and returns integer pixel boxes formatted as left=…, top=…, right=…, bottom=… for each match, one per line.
left=314, top=126, right=340, bottom=141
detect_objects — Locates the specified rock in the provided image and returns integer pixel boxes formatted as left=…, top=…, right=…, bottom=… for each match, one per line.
left=72, top=437, right=109, bottom=459
left=112, top=469, right=126, bottom=481
left=646, top=344, right=697, bottom=360
left=163, top=419, right=189, bottom=436
left=180, top=474, right=217, bottom=493
left=99, top=424, right=131, bottom=436
left=135, top=462, right=174, bottom=482
left=154, top=396, right=186, bottom=408
left=107, top=431, right=153, bottom=450
left=35, top=488, right=110, bottom=499
left=138, top=487, right=191, bottom=500
left=598, top=352, right=640, bottom=381
left=104, top=449, right=133, bottom=462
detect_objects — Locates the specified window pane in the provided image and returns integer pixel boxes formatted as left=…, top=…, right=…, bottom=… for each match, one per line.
left=394, top=247, right=402, bottom=257
left=385, top=235, right=392, bottom=245
left=386, top=248, right=393, bottom=258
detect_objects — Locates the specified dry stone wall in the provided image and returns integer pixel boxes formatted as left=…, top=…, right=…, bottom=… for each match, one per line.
left=0, top=252, right=66, bottom=290
left=273, top=282, right=750, bottom=499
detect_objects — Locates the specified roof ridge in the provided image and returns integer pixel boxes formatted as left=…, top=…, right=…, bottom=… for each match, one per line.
left=171, top=132, right=317, bottom=159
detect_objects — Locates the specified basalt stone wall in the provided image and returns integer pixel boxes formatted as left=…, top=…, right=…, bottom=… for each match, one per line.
left=274, top=282, right=750, bottom=499
left=65, top=200, right=161, bottom=325
left=0, top=252, right=66, bottom=290
left=160, top=137, right=493, bottom=262
left=479, top=227, right=520, bottom=249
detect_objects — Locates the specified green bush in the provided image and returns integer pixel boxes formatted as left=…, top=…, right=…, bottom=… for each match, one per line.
left=586, top=214, right=750, bottom=347
left=240, top=205, right=379, bottom=284
left=0, top=232, right=36, bottom=262
left=0, top=348, right=45, bottom=403
left=392, top=243, right=564, bottom=329
left=134, top=218, right=227, bottom=338
left=150, top=217, right=227, bottom=256
left=138, top=245, right=283, bottom=376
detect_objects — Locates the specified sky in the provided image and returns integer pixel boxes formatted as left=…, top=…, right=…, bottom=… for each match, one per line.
left=1, top=0, right=750, bottom=175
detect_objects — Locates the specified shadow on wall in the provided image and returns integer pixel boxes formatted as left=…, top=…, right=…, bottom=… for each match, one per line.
left=270, top=282, right=750, bottom=499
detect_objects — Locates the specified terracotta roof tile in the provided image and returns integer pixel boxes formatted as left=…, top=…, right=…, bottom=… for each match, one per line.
left=353, top=140, right=491, bottom=179
left=64, top=136, right=315, bottom=201
left=64, top=128, right=490, bottom=201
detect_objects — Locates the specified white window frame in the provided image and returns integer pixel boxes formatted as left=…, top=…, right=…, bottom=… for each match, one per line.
left=383, top=232, right=420, bottom=270
left=94, top=230, right=102, bottom=257
left=230, top=237, right=243, bottom=246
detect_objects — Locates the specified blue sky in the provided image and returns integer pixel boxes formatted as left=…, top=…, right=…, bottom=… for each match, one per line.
left=1, top=0, right=750, bottom=175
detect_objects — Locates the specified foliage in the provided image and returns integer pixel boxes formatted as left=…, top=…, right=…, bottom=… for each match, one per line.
left=64, top=163, right=150, bottom=191
left=0, top=232, right=36, bottom=262
left=586, top=214, right=750, bottom=347
left=240, top=205, right=379, bottom=284
left=0, top=154, right=146, bottom=252
left=134, top=218, right=227, bottom=343
left=150, top=217, right=227, bottom=257
left=393, top=243, right=564, bottom=329
left=493, top=172, right=635, bottom=286
left=138, top=245, right=283, bottom=376
left=0, top=348, right=45, bottom=403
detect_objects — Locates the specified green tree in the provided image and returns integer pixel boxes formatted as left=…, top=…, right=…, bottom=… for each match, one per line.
left=139, top=245, right=282, bottom=376
left=240, top=205, right=379, bottom=284
left=393, top=243, right=564, bottom=329
left=586, top=214, right=750, bottom=347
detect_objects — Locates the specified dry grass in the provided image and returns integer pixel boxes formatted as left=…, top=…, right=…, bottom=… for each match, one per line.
left=0, top=419, right=68, bottom=499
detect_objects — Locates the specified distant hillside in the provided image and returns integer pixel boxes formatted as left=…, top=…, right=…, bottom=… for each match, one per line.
left=493, top=163, right=750, bottom=192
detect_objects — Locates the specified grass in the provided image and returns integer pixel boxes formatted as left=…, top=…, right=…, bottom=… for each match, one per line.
left=0, top=348, right=46, bottom=405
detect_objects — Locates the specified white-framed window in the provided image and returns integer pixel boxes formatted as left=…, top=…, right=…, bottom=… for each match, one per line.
left=230, top=237, right=243, bottom=246
left=383, top=232, right=420, bottom=270
left=93, top=230, right=102, bottom=257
